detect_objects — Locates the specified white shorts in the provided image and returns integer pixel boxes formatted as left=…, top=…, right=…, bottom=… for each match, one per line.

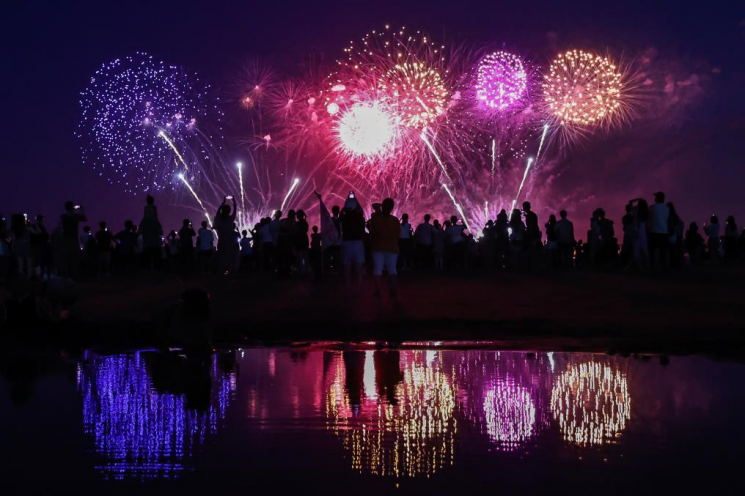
left=341, top=240, right=365, bottom=265
left=372, top=251, right=398, bottom=276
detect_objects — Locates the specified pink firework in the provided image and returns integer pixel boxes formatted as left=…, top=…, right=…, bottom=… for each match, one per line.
left=336, top=101, right=397, bottom=158
left=475, top=51, right=528, bottom=111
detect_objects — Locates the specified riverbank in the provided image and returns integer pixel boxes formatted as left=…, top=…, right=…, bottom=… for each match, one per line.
left=3, top=265, right=742, bottom=357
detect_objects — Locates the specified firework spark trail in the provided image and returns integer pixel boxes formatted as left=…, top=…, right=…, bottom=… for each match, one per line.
left=491, top=139, right=497, bottom=174
left=158, top=130, right=189, bottom=171
left=510, top=157, right=534, bottom=214
left=535, top=123, right=549, bottom=164
left=509, top=123, right=549, bottom=212
left=236, top=162, right=246, bottom=214
left=420, top=129, right=472, bottom=228
left=420, top=130, right=452, bottom=182
left=178, top=173, right=212, bottom=226
left=280, top=178, right=301, bottom=212
left=442, top=183, right=471, bottom=232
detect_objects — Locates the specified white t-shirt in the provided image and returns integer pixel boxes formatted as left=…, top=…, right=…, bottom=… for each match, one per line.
left=400, top=222, right=412, bottom=239
left=198, top=227, right=214, bottom=251
left=650, top=203, right=670, bottom=234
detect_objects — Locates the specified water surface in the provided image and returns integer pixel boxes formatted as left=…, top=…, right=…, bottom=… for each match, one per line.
left=1, top=346, right=742, bottom=494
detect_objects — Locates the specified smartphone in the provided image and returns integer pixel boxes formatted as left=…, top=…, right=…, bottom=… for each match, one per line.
left=226, top=196, right=234, bottom=200
left=348, top=191, right=355, bottom=199
left=74, top=205, right=81, bottom=210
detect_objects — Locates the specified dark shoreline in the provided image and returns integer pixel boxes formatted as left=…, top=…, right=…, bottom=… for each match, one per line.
left=3, top=264, right=744, bottom=359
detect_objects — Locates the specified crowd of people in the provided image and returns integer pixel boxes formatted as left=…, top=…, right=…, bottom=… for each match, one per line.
left=1, top=191, right=744, bottom=288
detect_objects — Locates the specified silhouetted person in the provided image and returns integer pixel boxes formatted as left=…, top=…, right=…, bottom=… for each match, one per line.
left=30, top=215, right=51, bottom=280
left=556, top=210, right=575, bottom=268
left=58, top=201, right=86, bottom=279
left=414, top=214, right=434, bottom=270
left=10, top=214, right=33, bottom=278
left=114, top=220, right=137, bottom=274
left=667, top=203, right=684, bottom=269
left=339, top=193, right=366, bottom=289
left=140, top=195, right=163, bottom=269
left=446, top=215, right=467, bottom=269
left=620, top=203, right=636, bottom=264
left=368, top=198, right=400, bottom=297
left=197, top=221, right=214, bottom=274
left=704, top=215, right=721, bottom=262
left=523, top=202, right=540, bottom=248
left=0, top=214, right=9, bottom=283
left=630, top=199, right=650, bottom=270
left=178, top=219, right=196, bottom=271
left=508, top=208, right=525, bottom=270
left=433, top=219, right=445, bottom=270
left=95, top=221, right=113, bottom=276
left=398, top=213, right=413, bottom=270
left=545, top=214, right=559, bottom=267
left=214, top=196, right=238, bottom=274
left=239, top=229, right=253, bottom=271
left=294, top=209, right=310, bottom=273
left=649, top=191, right=670, bottom=271
left=495, top=209, right=509, bottom=269
left=276, top=210, right=296, bottom=276
left=724, top=215, right=738, bottom=261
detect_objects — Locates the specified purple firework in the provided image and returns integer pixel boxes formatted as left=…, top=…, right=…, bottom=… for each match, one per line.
left=475, top=51, right=528, bottom=111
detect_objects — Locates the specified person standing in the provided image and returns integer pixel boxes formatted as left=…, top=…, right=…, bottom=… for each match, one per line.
left=368, top=198, right=401, bottom=297
left=58, top=202, right=86, bottom=279
left=494, top=209, right=509, bottom=269
left=30, top=215, right=51, bottom=279
left=544, top=214, right=559, bottom=267
left=140, top=195, right=163, bottom=270
left=508, top=209, right=525, bottom=270
left=446, top=215, right=467, bottom=270
left=114, top=220, right=137, bottom=274
left=0, top=215, right=10, bottom=283
left=95, top=221, right=113, bottom=276
left=197, top=221, right=215, bottom=274
left=178, top=219, right=196, bottom=271
left=214, top=196, right=238, bottom=275
left=294, top=209, right=310, bottom=274
left=523, top=201, right=540, bottom=270
left=556, top=210, right=575, bottom=268
left=649, top=192, right=670, bottom=271
left=398, top=213, right=413, bottom=271
left=339, top=194, right=366, bottom=289
left=620, top=204, right=636, bottom=265
left=704, top=215, right=721, bottom=263
left=724, top=216, right=739, bottom=261
left=433, top=219, right=445, bottom=271
left=414, top=214, right=435, bottom=270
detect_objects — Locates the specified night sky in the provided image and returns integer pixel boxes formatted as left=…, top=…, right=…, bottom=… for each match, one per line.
left=2, top=0, right=744, bottom=231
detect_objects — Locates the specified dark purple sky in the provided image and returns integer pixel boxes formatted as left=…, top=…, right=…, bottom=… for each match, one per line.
left=2, top=0, right=743, bottom=230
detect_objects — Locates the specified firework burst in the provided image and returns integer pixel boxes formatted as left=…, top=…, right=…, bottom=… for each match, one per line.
left=78, top=52, right=223, bottom=194
left=542, top=50, right=625, bottom=130
left=475, top=51, right=529, bottom=112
